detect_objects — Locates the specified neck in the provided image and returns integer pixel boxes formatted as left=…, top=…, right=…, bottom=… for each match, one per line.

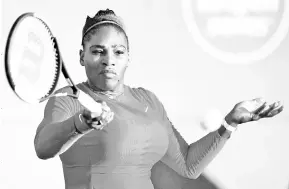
left=86, top=80, right=124, bottom=96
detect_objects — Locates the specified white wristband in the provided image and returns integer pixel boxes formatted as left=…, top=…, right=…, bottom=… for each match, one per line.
left=222, top=119, right=237, bottom=132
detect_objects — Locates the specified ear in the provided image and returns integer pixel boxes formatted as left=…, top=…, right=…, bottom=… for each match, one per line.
left=79, top=49, right=85, bottom=66
left=126, top=54, right=130, bottom=67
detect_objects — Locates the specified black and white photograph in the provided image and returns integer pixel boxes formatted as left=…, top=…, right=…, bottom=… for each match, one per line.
left=0, top=0, right=289, bottom=189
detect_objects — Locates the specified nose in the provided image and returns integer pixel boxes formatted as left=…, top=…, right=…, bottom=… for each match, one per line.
left=101, top=52, right=115, bottom=66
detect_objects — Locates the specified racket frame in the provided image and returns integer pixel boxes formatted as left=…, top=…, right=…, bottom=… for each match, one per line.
left=4, top=13, right=34, bottom=102
left=51, top=37, right=79, bottom=100
left=4, top=12, right=80, bottom=103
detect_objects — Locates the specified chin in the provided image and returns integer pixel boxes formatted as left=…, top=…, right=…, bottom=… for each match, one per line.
left=101, top=79, right=121, bottom=91
left=88, top=75, right=123, bottom=91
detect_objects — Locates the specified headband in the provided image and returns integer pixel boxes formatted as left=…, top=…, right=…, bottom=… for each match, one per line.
left=82, top=9, right=126, bottom=40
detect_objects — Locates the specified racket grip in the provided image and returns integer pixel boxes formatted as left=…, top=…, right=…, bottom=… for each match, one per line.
left=77, top=91, right=102, bottom=114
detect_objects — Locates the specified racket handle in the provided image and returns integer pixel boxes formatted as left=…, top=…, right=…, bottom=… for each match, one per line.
left=51, top=91, right=102, bottom=114
left=77, top=91, right=102, bottom=114
left=52, top=92, right=78, bottom=98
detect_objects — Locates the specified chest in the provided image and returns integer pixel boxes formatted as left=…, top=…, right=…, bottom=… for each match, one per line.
left=60, top=97, right=169, bottom=166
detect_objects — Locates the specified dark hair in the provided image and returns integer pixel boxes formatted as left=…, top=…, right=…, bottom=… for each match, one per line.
left=81, top=9, right=129, bottom=51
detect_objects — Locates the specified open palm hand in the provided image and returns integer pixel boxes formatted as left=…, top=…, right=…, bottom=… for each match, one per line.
left=225, top=98, right=284, bottom=127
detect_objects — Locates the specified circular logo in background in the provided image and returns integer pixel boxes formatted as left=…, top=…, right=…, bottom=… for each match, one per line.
left=181, top=0, right=289, bottom=64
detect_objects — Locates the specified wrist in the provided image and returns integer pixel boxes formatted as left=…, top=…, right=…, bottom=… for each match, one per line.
left=225, top=114, right=238, bottom=128
left=74, top=111, right=94, bottom=133
left=218, top=125, right=232, bottom=139
left=218, top=117, right=238, bottom=139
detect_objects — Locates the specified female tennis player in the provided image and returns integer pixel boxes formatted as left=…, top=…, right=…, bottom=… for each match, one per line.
left=34, top=9, right=283, bottom=189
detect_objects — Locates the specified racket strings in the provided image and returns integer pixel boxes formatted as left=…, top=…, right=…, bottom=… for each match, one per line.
left=6, top=13, right=65, bottom=103
left=35, top=16, right=62, bottom=101
left=44, top=38, right=61, bottom=101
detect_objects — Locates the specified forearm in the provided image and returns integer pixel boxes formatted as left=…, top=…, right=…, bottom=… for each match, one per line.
left=34, top=111, right=92, bottom=160
left=185, top=128, right=229, bottom=178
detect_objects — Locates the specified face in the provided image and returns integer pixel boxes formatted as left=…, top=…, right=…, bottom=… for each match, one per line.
left=80, top=26, right=129, bottom=91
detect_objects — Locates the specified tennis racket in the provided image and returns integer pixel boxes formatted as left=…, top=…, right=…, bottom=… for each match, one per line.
left=4, top=12, right=102, bottom=113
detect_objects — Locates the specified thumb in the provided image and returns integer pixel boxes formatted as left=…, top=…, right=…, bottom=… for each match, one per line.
left=251, top=97, right=266, bottom=114
left=243, top=97, right=266, bottom=112
left=97, top=100, right=110, bottom=112
left=252, top=97, right=265, bottom=104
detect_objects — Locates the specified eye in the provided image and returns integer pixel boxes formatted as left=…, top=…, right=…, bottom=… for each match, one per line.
left=91, top=49, right=103, bottom=54
left=115, top=50, right=124, bottom=55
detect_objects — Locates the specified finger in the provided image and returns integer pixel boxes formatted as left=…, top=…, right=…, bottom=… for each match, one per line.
left=101, top=111, right=114, bottom=125
left=100, top=101, right=107, bottom=105
left=96, top=100, right=105, bottom=104
left=91, top=123, right=103, bottom=130
left=258, top=103, right=275, bottom=117
left=274, top=101, right=281, bottom=107
left=101, top=109, right=109, bottom=119
left=104, top=111, right=114, bottom=124
left=267, top=105, right=284, bottom=117
left=91, top=116, right=101, bottom=122
left=81, top=109, right=95, bottom=124
left=101, top=103, right=112, bottom=115
left=252, top=102, right=267, bottom=114
left=96, top=100, right=109, bottom=112
left=94, top=108, right=114, bottom=123
left=99, top=101, right=108, bottom=108
left=107, top=112, right=114, bottom=123
left=100, top=110, right=112, bottom=125
left=262, top=101, right=282, bottom=117
left=102, top=104, right=111, bottom=113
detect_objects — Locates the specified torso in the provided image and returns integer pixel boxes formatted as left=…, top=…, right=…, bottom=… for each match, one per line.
left=59, top=84, right=169, bottom=189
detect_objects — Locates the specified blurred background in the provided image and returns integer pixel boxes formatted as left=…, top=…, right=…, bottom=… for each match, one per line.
left=1, top=0, right=289, bottom=188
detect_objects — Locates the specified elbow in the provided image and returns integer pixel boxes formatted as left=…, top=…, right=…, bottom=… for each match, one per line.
left=35, top=150, right=54, bottom=160
left=34, top=141, right=55, bottom=160
left=185, top=169, right=202, bottom=180
left=190, top=173, right=201, bottom=179
left=186, top=174, right=199, bottom=180
left=35, top=146, right=54, bottom=160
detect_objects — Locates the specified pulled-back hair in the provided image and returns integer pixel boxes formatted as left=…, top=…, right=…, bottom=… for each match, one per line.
left=81, top=9, right=129, bottom=51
